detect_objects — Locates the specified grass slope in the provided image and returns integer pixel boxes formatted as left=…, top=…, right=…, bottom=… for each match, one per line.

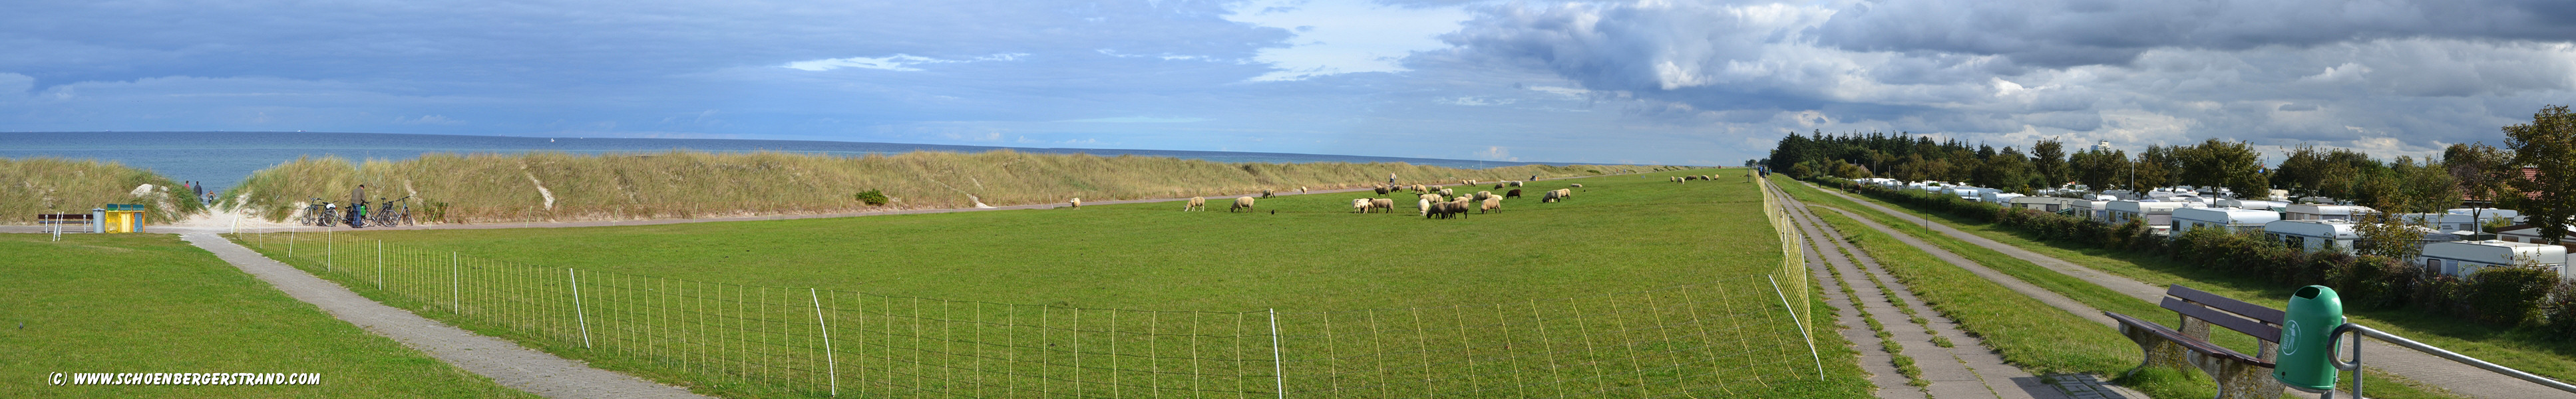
left=0, top=234, right=530, bottom=398
left=223, top=150, right=1672, bottom=224
left=234, top=168, right=1873, bottom=398
left=0, top=158, right=206, bottom=224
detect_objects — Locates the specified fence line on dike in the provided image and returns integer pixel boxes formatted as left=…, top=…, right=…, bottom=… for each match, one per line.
left=236, top=229, right=1822, bottom=398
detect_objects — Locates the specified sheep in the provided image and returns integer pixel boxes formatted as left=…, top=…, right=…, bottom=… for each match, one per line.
left=1439, top=188, right=1455, bottom=196
left=1300, top=186, right=1309, bottom=194
left=1352, top=198, right=1372, bottom=213
left=1420, top=193, right=1442, bottom=203
left=1505, top=189, right=1522, bottom=198
left=1418, top=198, right=1433, bottom=216
left=1556, top=188, right=1574, bottom=199
left=1262, top=189, right=1274, bottom=198
left=1511, top=181, right=1524, bottom=187
left=1543, top=189, right=1567, bottom=203
left=1185, top=196, right=1206, bottom=211
left=1374, top=186, right=1391, bottom=195
left=1413, top=184, right=1428, bottom=194
left=1069, top=198, right=1082, bottom=208
left=1473, top=191, right=1493, bottom=201
left=1481, top=196, right=1503, bottom=213
left=1449, top=198, right=1473, bottom=219
left=1230, top=196, right=1256, bottom=212
left=1427, top=199, right=1471, bottom=219
left=1371, top=198, right=1395, bottom=213
left=1570, top=184, right=1583, bottom=188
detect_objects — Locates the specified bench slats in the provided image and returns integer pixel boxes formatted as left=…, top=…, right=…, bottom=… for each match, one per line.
left=2165, top=284, right=2286, bottom=323
left=2161, top=297, right=2282, bottom=344
left=2105, top=311, right=2271, bottom=366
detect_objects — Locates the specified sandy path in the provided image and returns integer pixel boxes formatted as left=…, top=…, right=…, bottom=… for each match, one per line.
left=179, top=234, right=708, bottom=399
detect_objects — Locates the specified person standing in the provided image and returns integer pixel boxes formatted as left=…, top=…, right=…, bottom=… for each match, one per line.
left=1389, top=173, right=1397, bottom=185
left=349, top=184, right=368, bottom=227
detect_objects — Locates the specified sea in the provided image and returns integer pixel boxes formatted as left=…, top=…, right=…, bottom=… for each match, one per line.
left=0, top=131, right=1580, bottom=192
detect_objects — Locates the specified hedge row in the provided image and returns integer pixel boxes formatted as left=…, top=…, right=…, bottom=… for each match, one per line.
left=1806, top=178, right=2576, bottom=338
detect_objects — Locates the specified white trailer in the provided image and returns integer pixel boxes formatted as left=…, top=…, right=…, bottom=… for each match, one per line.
left=2265, top=219, right=2360, bottom=253
left=2285, top=204, right=2374, bottom=221
left=2418, top=240, right=2569, bottom=279
left=2107, top=201, right=2187, bottom=235
left=2172, top=207, right=2282, bottom=235
left=2009, top=196, right=2085, bottom=213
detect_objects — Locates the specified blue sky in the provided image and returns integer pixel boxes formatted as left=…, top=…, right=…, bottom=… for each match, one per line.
left=6, top=1, right=2576, bottom=166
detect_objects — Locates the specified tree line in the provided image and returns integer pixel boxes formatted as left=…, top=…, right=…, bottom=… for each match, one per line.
left=1761, top=105, right=2576, bottom=244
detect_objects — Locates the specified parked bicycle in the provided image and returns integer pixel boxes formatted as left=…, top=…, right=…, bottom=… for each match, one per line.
left=369, top=196, right=413, bottom=227
left=302, top=199, right=339, bottom=227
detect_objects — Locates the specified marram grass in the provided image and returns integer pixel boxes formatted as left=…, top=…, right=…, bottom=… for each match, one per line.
left=0, top=158, right=205, bottom=224
left=223, top=150, right=1671, bottom=223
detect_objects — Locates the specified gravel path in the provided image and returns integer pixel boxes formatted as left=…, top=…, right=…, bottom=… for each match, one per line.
left=1768, top=179, right=2076, bottom=398
left=180, top=233, right=709, bottom=399
left=1799, top=181, right=2576, bottom=398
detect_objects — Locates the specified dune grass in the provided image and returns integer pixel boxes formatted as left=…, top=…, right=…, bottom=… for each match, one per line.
left=230, top=168, right=1871, bottom=398
left=1779, top=178, right=2460, bottom=398
left=0, top=233, right=530, bottom=398
left=220, top=150, right=1673, bottom=224
left=0, top=158, right=205, bottom=224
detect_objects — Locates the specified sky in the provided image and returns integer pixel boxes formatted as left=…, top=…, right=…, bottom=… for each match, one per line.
left=5, top=1, right=2575, bottom=166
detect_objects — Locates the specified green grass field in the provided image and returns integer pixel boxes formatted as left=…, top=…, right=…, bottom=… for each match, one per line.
left=0, top=234, right=531, bottom=398
left=1777, top=178, right=2460, bottom=398
left=230, top=168, right=1872, bottom=398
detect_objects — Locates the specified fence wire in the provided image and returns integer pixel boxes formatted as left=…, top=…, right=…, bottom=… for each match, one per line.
left=238, top=230, right=1821, bottom=398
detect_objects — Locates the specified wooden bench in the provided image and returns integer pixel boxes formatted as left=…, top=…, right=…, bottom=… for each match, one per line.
left=2104, top=284, right=2285, bottom=399
left=37, top=213, right=94, bottom=225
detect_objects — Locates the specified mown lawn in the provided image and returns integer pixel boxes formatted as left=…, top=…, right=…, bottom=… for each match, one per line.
left=0, top=233, right=530, bottom=398
left=233, top=168, right=1874, bottom=398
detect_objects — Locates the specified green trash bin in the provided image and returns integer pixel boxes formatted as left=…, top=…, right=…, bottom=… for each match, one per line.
left=2276, top=285, right=2344, bottom=390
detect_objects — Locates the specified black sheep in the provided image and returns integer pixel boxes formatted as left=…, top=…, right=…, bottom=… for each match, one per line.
left=1505, top=189, right=1522, bottom=198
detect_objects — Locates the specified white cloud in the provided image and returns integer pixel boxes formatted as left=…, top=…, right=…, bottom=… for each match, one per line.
left=1225, top=0, right=1471, bottom=81
left=394, top=114, right=464, bottom=125
left=782, top=53, right=1030, bottom=72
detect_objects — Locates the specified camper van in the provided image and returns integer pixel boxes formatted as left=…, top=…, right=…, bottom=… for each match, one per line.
left=2265, top=219, right=2359, bottom=253
left=2418, top=240, right=2569, bottom=279
left=2009, top=196, right=2086, bottom=213
left=2285, top=204, right=2374, bottom=221
left=2172, top=207, right=2281, bottom=235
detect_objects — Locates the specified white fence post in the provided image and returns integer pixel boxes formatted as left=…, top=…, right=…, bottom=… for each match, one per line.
left=811, top=288, right=836, bottom=396
left=375, top=240, right=383, bottom=289
left=1769, top=275, right=1823, bottom=379
left=572, top=267, right=592, bottom=348
left=326, top=229, right=333, bottom=272
left=452, top=251, right=460, bottom=313
left=1270, top=308, right=1286, bottom=399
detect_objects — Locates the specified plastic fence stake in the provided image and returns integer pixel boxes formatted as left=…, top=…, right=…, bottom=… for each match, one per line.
left=572, top=268, right=592, bottom=348
left=811, top=288, right=836, bottom=396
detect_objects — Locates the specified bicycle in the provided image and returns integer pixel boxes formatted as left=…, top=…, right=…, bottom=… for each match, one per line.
left=301, top=199, right=337, bottom=227
left=370, top=196, right=413, bottom=227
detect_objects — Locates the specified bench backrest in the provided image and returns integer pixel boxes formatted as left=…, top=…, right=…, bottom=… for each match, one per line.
left=2159, top=284, right=2284, bottom=343
left=37, top=213, right=96, bottom=223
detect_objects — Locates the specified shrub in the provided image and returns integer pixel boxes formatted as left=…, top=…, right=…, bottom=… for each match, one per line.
left=2465, top=267, right=2559, bottom=326
left=853, top=190, right=890, bottom=206
left=2543, top=281, right=2576, bottom=335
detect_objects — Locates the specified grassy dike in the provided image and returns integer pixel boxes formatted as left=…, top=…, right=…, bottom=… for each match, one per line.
left=223, top=150, right=1671, bottom=224
left=230, top=168, right=1874, bottom=398
left=0, top=234, right=530, bottom=398
left=1778, top=178, right=2458, bottom=398
left=0, top=158, right=206, bottom=224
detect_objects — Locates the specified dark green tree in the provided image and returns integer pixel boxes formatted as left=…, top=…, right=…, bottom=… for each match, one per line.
left=2032, top=140, right=2068, bottom=188
left=2505, top=105, right=2576, bottom=245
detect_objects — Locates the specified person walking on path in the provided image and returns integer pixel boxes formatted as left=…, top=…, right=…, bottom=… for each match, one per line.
left=1389, top=173, right=1397, bottom=185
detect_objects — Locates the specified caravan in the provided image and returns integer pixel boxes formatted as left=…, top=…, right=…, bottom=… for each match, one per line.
left=2171, top=207, right=2281, bottom=235
left=2265, top=219, right=2360, bottom=253
left=2418, top=240, right=2569, bottom=279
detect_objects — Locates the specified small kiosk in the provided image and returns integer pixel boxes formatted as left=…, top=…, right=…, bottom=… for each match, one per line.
left=101, top=203, right=145, bottom=233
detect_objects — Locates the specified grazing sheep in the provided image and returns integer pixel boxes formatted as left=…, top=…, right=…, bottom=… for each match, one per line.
left=1069, top=198, right=1082, bottom=208
left=1419, top=198, right=1432, bottom=216
left=1557, top=188, right=1574, bottom=200
left=1439, top=188, right=1455, bottom=196
left=1352, top=198, right=1372, bottom=213
left=1465, top=179, right=1479, bottom=186
left=1262, top=189, right=1274, bottom=198
left=1370, top=198, right=1395, bottom=213
left=1493, top=184, right=1503, bottom=190
left=1570, top=184, right=1583, bottom=188
left=1420, top=193, right=1442, bottom=203
left=1185, top=196, right=1206, bottom=211
left=1300, top=186, right=1309, bottom=194
left=1449, top=198, right=1473, bottom=219
left=1230, top=196, right=1256, bottom=212
left=1505, top=189, right=1523, bottom=198
left=1413, top=184, right=1428, bottom=194
left=1481, top=196, right=1502, bottom=213
left=1473, top=191, right=1493, bottom=201
left=1543, top=189, right=1567, bottom=203
left=1511, top=181, right=1524, bottom=187
left=1374, top=186, right=1391, bottom=195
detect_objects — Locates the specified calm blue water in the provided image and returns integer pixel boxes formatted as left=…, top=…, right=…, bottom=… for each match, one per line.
left=0, top=131, right=1575, bottom=192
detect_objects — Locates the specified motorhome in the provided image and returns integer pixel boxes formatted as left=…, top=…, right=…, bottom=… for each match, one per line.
left=2265, top=219, right=2360, bottom=253
left=2418, top=240, right=2569, bottom=279
left=2171, top=207, right=2281, bottom=235
left=1980, top=192, right=2026, bottom=204
left=2071, top=200, right=2112, bottom=222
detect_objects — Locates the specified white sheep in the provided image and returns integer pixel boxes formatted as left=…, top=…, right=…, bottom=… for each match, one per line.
left=1481, top=196, right=1503, bottom=213
left=1185, top=196, right=1207, bottom=211
left=1439, top=188, right=1455, bottom=196
left=1418, top=198, right=1432, bottom=216
left=1371, top=198, right=1395, bottom=213
left=1069, top=198, right=1082, bottom=208
left=1231, top=196, right=1256, bottom=212
left=1570, top=184, right=1583, bottom=188
left=1352, top=198, right=1372, bottom=213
